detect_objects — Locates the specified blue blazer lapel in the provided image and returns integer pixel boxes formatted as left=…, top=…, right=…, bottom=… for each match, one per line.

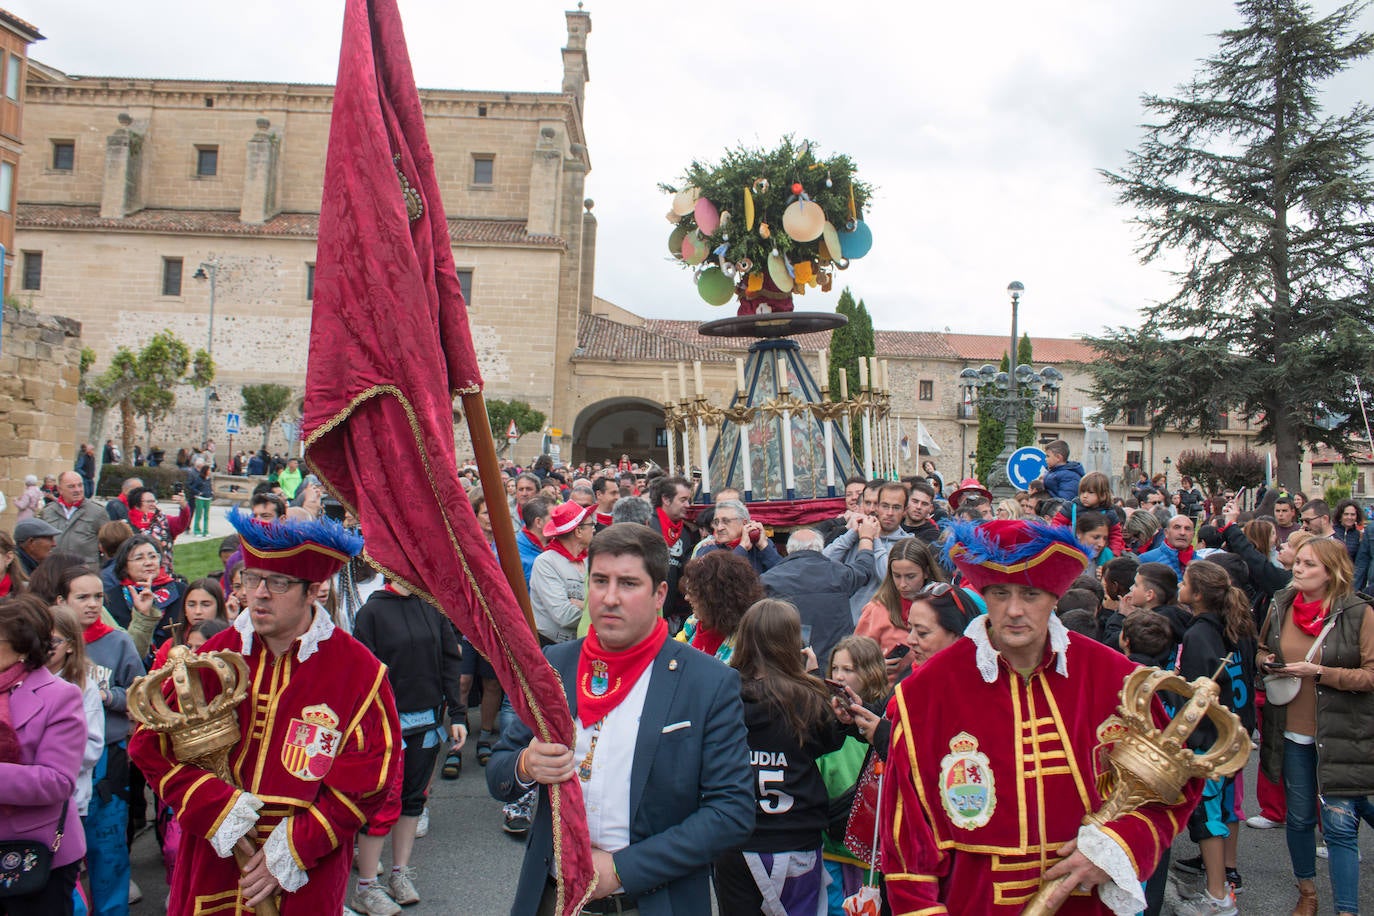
left=556, top=650, right=579, bottom=721
left=629, top=641, right=686, bottom=818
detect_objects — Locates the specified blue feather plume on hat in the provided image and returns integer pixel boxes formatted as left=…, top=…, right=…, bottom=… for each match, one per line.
left=228, top=507, right=364, bottom=557
left=939, top=518, right=1087, bottom=570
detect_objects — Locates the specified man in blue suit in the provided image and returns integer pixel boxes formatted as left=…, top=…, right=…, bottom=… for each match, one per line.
left=488, top=524, right=755, bottom=915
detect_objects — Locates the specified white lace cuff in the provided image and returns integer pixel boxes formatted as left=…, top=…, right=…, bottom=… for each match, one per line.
left=210, top=792, right=263, bottom=858
left=263, top=822, right=309, bottom=893
left=1078, top=823, right=1145, bottom=916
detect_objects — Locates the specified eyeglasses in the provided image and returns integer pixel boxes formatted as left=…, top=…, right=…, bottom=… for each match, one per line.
left=242, top=571, right=310, bottom=594
left=1300, top=516, right=1319, bottom=527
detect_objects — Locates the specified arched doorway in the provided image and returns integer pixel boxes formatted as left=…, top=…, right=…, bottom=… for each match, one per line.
left=573, top=397, right=667, bottom=468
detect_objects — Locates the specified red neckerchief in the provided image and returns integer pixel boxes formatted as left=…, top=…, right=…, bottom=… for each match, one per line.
left=656, top=508, right=683, bottom=547
left=899, top=596, right=913, bottom=624
left=690, top=624, right=726, bottom=658
left=119, top=493, right=130, bottom=507
left=0, top=575, right=10, bottom=599
left=122, top=570, right=175, bottom=607
left=521, top=529, right=543, bottom=551
left=128, top=508, right=154, bottom=531
left=83, top=619, right=115, bottom=644
left=595, top=511, right=614, bottom=528
left=576, top=617, right=668, bottom=726
left=545, top=537, right=587, bottom=564
left=1176, top=545, right=1195, bottom=567
left=1291, top=593, right=1329, bottom=638
left=57, top=495, right=83, bottom=510
left=721, top=537, right=742, bottom=549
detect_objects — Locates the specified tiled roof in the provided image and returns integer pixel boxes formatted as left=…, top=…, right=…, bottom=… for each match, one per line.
left=576, top=313, right=728, bottom=363
left=647, top=320, right=976, bottom=362
left=16, top=204, right=566, bottom=248
left=944, top=333, right=1099, bottom=364
left=0, top=9, right=42, bottom=41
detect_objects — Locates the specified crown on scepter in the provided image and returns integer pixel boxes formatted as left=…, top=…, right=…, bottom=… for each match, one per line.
left=1023, top=661, right=1251, bottom=915
left=127, top=646, right=250, bottom=776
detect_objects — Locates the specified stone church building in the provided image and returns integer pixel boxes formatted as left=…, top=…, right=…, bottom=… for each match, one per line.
left=15, top=9, right=1261, bottom=486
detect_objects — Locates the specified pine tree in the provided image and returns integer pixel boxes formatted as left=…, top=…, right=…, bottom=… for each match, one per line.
left=1016, top=333, right=1036, bottom=448
left=1086, top=0, right=1374, bottom=479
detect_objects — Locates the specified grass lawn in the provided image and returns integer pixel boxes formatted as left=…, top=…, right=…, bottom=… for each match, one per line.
left=173, top=539, right=224, bottom=582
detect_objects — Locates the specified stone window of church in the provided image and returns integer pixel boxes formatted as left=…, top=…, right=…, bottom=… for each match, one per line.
left=21, top=251, right=41, bottom=291
left=196, top=146, right=219, bottom=177
left=457, top=269, right=473, bottom=304
left=472, top=155, right=494, bottom=186
left=52, top=141, right=75, bottom=171
left=306, top=264, right=315, bottom=301
left=162, top=257, right=184, bottom=297
left=918, top=380, right=934, bottom=401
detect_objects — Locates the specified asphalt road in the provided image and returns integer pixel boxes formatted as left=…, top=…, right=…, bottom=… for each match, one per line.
left=129, top=740, right=1373, bottom=915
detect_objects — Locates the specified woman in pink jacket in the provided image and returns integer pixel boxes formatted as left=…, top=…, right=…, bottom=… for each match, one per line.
left=0, top=593, right=88, bottom=915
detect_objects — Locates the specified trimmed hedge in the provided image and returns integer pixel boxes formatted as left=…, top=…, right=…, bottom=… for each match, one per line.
left=97, top=463, right=190, bottom=499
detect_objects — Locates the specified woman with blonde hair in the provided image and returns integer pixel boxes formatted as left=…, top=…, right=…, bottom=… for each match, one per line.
left=1258, top=538, right=1374, bottom=916
left=854, top=538, right=946, bottom=682
left=46, top=603, right=104, bottom=820
left=994, top=498, right=1022, bottom=520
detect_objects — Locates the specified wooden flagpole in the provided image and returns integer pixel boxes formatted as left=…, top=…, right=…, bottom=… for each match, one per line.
left=462, top=392, right=537, bottom=636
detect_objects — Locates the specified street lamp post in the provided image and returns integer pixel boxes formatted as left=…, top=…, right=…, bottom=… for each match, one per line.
left=193, top=261, right=219, bottom=449
left=959, top=282, right=1064, bottom=497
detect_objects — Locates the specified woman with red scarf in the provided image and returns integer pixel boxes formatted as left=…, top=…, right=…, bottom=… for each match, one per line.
left=102, top=534, right=185, bottom=656
left=53, top=562, right=145, bottom=916
left=675, top=550, right=762, bottom=663
left=124, top=486, right=192, bottom=575
left=1258, top=538, right=1374, bottom=916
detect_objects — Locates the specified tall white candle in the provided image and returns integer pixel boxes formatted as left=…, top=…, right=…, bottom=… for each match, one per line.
left=839, top=368, right=849, bottom=401
left=697, top=417, right=711, bottom=497
left=678, top=362, right=688, bottom=400
left=693, top=360, right=704, bottom=397
left=740, top=418, right=753, bottom=497
left=777, top=355, right=789, bottom=391
left=818, top=349, right=829, bottom=391
left=736, top=357, right=747, bottom=395
left=662, top=371, right=672, bottom=404
left=781, top=403, right=796, bottom=495
left=858, top=358, right=869, bottom=390
left=869, top=357, right=880, bottom=393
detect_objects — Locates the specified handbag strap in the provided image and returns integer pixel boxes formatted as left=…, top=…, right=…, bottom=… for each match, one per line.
left=51, top=798, right=69, bottom=854
left=1302, top=615, right=1339, bottom=664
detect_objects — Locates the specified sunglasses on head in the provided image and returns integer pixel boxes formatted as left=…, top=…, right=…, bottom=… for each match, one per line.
left=915, top=581, right=973, bottom=622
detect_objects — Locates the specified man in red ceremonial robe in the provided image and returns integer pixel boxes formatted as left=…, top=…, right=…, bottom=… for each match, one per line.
left=130, top=510, right=402, bottom=915
left=880, top=520, right=1201, bottom=914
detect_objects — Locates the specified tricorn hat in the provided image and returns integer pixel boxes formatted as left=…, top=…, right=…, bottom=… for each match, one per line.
left=228, top=507, right=363, bottom=583
left=943, top=519, right=1088, bottom=598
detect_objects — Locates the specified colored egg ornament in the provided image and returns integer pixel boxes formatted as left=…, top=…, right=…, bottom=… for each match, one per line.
left=694, top=197, right=720, bottom=235
left=838, top=220, right=873, bottom=259
left=782, top=198, right=826, bottom=242
left=682, top=231, right=709, bottom=265
left=668, top=224, right=689, bottom=258
left=697, top=266, right=736, bottom=306
left=672, top=186, right=700, bottom=217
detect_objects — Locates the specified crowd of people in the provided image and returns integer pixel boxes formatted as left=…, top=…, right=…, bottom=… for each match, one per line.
left=0, top=436, right=1371, bottom=916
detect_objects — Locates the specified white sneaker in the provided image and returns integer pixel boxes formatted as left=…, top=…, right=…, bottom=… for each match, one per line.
left=415, top=805, right=429, bottom=838
left=388, top=866, right=420, bottom=906
left=1173, top=887, right=1238, bottom=916
left=129, top=879, right=143, bottom=905
left=1317, top=844, right=1328, bottom=859
left=347, top=882, right=402, bottom=916
left=1245, top=814, right=1281, bottom=828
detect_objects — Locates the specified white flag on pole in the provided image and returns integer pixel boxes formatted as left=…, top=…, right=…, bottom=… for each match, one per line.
left=916, top=419, right=942, bottom=456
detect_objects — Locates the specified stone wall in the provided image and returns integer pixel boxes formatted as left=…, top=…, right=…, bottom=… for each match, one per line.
left=0, top=304, right=82, bottom=527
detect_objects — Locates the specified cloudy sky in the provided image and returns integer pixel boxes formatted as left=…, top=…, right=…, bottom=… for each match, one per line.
left=22, top=0, right=1374, bottom=339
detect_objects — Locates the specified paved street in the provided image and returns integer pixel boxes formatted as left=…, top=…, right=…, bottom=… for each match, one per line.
left=127, top=736, right=1374, bottom=915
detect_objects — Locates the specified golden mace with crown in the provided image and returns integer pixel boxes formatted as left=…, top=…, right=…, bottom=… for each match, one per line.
left=1022, top=663, right=1252, bottom=915
left=128, top=645, right=281, bottom=916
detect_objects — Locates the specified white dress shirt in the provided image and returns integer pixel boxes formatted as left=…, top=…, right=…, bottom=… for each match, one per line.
left=574, top=666, right=653, bottom=853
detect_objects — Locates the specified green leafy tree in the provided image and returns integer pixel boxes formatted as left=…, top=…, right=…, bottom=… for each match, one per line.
left=487, top=399, right=546, bottom=455
left=126, top=332, right=215, bottom=452
left=240, top=383, right=294, bottom=453
left=826, top=288, right=876, bottom=467
left=1015, top=334, right=1036, bottom=448
left=79, top=332, right=213, bottom=463
left=1085, top=0, right=1374, bottom=481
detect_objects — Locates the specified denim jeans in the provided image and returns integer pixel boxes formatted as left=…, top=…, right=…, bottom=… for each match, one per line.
left=1322, top=794, right=1374, bottom=915
left=1283, top=739, right=1319, bottom=882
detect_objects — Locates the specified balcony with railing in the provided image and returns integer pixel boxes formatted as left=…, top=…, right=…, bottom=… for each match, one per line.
left=1040, top=407, right=1061, bottom=424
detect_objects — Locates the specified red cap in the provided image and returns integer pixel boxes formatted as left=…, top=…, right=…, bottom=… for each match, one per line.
left=544, top=502, right=594, bottom=539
